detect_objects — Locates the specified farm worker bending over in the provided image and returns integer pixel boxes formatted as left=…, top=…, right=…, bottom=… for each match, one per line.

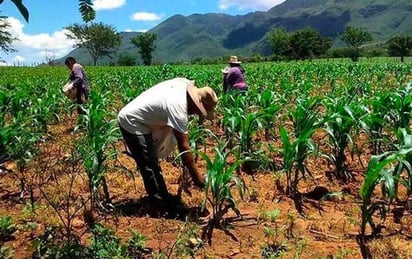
left=65, top=57, right=89, bottom=115
left=118, top=77, right=218, bottom=207
left=221, top=55, right=248, bottom=93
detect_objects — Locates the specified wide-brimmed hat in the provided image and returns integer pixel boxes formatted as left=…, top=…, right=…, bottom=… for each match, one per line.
left=187, top=84, right=218, bottom=120
left=229, top=55, right=241, bottom=64
left=221, top=66, right=230, bottom=74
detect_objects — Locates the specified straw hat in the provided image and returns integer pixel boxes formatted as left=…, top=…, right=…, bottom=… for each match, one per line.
left=229, top=55, right=241, bottom=64
left=187, top=84, right=218, bottom=120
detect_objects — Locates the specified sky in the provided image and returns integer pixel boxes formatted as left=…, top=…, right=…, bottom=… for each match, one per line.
left=0, top=0, right=287, bottom=66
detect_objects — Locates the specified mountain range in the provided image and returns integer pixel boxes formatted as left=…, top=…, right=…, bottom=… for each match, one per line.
left=62, top=0, right=412, bottom=65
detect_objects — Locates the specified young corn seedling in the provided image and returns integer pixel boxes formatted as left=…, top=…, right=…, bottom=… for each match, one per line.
left=359, top=128, right=412, bottom=249
left=220, top=93, right=246, bottom=150
left=279, top=96, right=322, bottom=214
left=199, top=143, right=245, bottom=243
left=362, top=92, right=392, bottom=155
left=76, top=90, right=119, bottom=211
left=256, top=90, right=281, bottom=140
left=188, top=116, right=217, bottom=161
left=4, top=112, right=41, bottom=203
left=322, top=95, right=368, bottom=182
left=359, top=152, right=400, bottom=258
left=384, top=85, right=412, bottom=134
left=387, top=128, right=412, bottom=221
left=175, top=119, right=218, bottom=197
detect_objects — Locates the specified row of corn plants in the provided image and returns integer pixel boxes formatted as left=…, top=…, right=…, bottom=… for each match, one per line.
left=0, top=61, right=411, bottom=257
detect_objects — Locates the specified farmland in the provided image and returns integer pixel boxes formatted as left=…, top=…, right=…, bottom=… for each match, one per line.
left=1, top=60, right=412, bottom=258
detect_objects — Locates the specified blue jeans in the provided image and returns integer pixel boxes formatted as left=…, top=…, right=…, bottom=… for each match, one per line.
left=119, top=126, right=170, bottom=201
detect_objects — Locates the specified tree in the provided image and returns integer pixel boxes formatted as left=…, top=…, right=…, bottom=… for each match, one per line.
left=0, top=0, right=95, bottom=23
left=267, top=27, right=291, bottom=58
left=44, top=49, right=56, bottom=65
left=386, top=34, right=412, bottom=62
left=117, top=53, right=136, bottom=66
left=65, top=22, right=121, bottom=65
left=0, top=14, right=16, bottom=60
left=131, top=32, right=157, bottom=66
left=290, top=27, right=332, bottom=60
left=340, top=26, right=373, bottom=61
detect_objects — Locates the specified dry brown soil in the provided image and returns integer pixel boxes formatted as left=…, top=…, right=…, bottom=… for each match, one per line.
left=1, top=113, right=412, bottom=258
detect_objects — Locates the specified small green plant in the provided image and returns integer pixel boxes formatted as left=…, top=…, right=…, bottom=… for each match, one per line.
left=326, top=247, right=356, bottom=259
left=32, top=226, right=87, bottom=259
left=88, top=223, right=128, bottom=259
left=279, top=96, right=322, bottom=214
left=127, top=229, right=151, bottom=258
left=261, top=226, right=287, bottom=259
left=200, top=142, right=246, bottom=244
left=76, top=90, right=119, bottom=210
left=0, top=246, right=15, bottom=259
left=0, top=216, right=15, bottom=242
left=258, top=209, right=281, bottom=223
left=167, top=221, right=203, bottom=258
left=294, top=238, right=307, bottom=258
left=285, top=211, right=296, bottom=240
left=200, top=143, right=245, bottom=227
left=322, top=95, right=367, bottom=182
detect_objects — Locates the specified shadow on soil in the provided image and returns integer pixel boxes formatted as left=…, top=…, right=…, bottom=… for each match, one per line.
left=112, top=196, right=210, bottom=222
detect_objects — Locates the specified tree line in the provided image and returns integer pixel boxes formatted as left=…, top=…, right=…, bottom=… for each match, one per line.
left=267, top=26, right=412, bottom=62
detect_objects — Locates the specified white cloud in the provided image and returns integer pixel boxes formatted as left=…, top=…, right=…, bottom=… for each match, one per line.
left=2, top=17, right=75, bottom=66
left=131, top=12, right=163, bottom=22
left=124, top=28, right=149, bottom=33
left=218, top=0, right=287, bottom=11
left=92, top=0, right=125, bottom=11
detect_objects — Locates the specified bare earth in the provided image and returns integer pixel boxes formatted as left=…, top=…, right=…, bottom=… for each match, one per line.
left=1, top=113, right=412, bottom=259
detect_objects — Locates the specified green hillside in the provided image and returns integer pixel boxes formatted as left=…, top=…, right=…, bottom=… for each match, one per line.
left=60, top=0, right=412, bottom=65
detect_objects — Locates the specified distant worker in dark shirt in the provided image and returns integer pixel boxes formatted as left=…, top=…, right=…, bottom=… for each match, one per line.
left=221, top=55, right=248, bottom=93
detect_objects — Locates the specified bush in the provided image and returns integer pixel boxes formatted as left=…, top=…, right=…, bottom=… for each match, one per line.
left=117, top=54, right=137, bottom=66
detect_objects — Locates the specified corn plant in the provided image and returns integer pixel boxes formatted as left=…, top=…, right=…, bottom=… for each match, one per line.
left=359, top=151, right=402, bottom=259
left=360, top=153, right=398, bottom=238
left=247, top=89, right=282, bottom=140
left=220, top=93, right=247, bottom=149
left=28, top=89, right=64, bottom=133
left=199, top=143, right=245, bottom=242
left=322, top=95, right=368, bottom=182
left=279, top=96, right=322, bottom=214
left=361, top=92, right=392, bottom=155
left=358, top=128, right=412, bottom=258
left=0, top=120, right=15, bottom=166
left=76, top=90, right=119, bottom=210
left=188, top=116, right=217, bottom=161
left=237, top=109, right=266, bottom=159
left=221, top=94, right=268, bottom=169
left=175, top=118, right=217, bottom=197
left=6, top=114, right=41, bottom=202
left=384, top=84, right=412, bottom=134
left=388, top=128, right=412, bottom=212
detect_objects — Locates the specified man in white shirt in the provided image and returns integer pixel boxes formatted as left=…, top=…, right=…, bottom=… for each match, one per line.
left=118, top=77, right=218, bottom=208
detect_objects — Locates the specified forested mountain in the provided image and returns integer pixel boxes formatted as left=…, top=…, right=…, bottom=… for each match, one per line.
left=61, top=0, right=412, bottom=64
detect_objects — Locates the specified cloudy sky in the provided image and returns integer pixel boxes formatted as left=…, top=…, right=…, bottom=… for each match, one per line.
left=0, top=0, right=287, bottom=66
